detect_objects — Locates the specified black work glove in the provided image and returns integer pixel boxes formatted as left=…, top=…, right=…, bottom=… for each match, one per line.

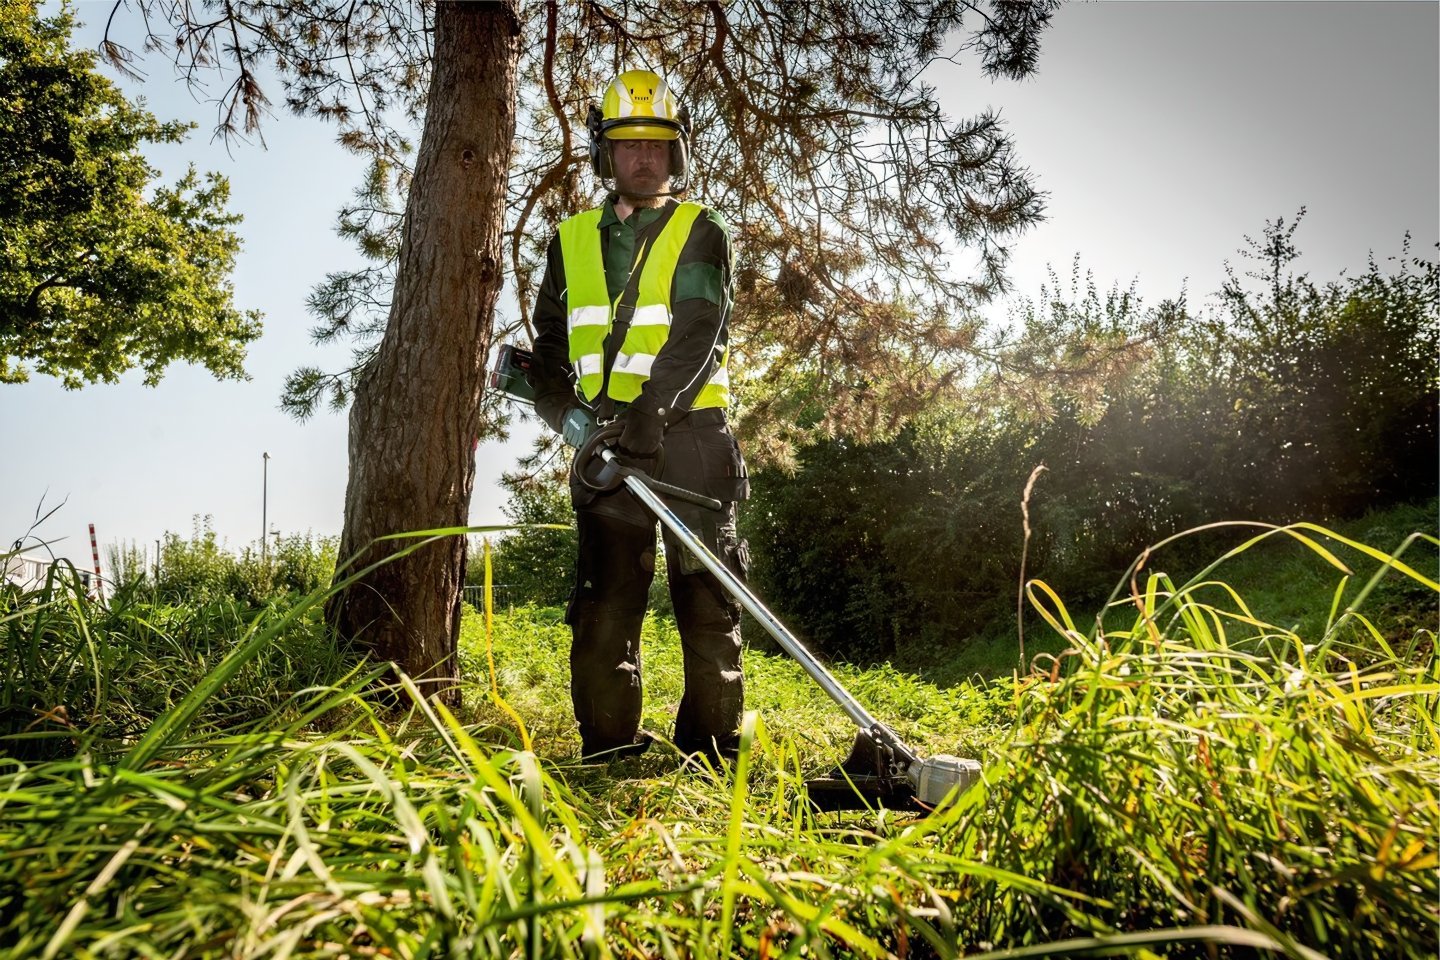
left=559, top=405, right=598, bottom=449
left=618, top=406, right=664, bottom=459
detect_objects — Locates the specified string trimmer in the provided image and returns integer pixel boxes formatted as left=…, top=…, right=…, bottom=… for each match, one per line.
left=492, top=345, right=982, bottom=812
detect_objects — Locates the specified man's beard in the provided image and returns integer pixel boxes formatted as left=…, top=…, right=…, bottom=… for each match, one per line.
left=615, top=168, right=672, bottom=206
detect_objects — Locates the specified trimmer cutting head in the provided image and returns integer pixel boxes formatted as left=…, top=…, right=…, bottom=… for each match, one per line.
left=805, top=729, right=981, bottom=813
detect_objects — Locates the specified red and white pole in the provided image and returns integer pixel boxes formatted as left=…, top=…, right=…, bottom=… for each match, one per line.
left=89, top=523, right=102, bottom=598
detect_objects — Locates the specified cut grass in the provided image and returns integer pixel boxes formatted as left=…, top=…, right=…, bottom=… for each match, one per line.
left=0, top=516, right=1436, bottom=958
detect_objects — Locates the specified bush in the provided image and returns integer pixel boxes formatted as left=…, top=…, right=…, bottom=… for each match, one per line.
left=116, top=517, right=339, bottom=607
left=229, top=531, right=339, bottom=604
left=744, top=221, right=1439, bottom=662
left=472, top=473, right=576, bottom=607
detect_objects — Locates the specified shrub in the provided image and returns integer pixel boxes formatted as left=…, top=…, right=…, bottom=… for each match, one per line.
left=136, top=517, right=339, bottom=607
left=744, top=222, right=1439, bottom=661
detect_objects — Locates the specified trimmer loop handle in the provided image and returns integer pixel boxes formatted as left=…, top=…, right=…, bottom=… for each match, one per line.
left=572, top=422, right=723, bottom=512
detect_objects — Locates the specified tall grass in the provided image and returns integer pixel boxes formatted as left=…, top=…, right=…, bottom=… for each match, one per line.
left=1, top=520, right=1435, bottom=958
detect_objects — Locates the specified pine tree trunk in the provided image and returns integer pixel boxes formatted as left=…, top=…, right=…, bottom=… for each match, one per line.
left=328, top=1, right=519, bottom=703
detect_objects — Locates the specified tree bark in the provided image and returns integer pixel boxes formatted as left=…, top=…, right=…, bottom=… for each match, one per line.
left=328, top=1, right=519, bottom=703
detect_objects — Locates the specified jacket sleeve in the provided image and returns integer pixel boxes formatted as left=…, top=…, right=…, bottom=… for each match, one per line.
left=628, top=209, right=733, bottom=418
left=528, top=233, right=576, bottom=431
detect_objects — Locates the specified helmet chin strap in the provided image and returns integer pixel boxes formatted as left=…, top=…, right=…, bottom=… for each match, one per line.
left=608, top=186, right=688, bottom=203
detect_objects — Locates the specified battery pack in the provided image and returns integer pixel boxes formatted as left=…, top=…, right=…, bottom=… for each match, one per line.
left=490, top=343, right=537, bottom=405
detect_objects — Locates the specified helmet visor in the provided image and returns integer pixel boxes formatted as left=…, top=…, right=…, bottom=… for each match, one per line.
left=603, top=117, right=681, bottom=141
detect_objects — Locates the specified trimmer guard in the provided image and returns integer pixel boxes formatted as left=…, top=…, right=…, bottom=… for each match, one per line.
left=803, top=728, right=921, bottom=812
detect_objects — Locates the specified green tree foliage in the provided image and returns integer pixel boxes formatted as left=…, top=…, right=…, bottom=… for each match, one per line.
left=1199, top=214, right=1438, bottom=518
left=746, top=222, right=1439, bottom=660
left=0, top=1, right=259, bottom=386
left=472, top=464, right=576, bottom=608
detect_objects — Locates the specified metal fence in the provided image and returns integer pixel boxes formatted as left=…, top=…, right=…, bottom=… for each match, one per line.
left=461, top=584, right=520, bottom=612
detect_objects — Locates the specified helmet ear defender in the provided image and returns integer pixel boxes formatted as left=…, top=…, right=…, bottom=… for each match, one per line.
left=670, top=104, right=691, bottom=180
left=586, top=104, right=611, bottom=178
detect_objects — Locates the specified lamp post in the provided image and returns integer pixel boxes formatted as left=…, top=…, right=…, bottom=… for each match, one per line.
left=262, top=452, right=270, bottom=562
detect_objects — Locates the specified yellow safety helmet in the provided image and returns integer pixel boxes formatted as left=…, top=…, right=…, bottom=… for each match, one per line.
left=586, top=69, right=692, bottom=181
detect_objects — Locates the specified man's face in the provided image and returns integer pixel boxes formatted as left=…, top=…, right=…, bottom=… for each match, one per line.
left=611, top=138, right=672, bottom=199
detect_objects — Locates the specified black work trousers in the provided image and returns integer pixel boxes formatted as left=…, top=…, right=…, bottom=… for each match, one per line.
left=566, top=412, right=749, bottom=762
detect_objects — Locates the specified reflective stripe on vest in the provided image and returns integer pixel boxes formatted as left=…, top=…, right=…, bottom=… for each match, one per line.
left=557, top=202, right=730, bottom=409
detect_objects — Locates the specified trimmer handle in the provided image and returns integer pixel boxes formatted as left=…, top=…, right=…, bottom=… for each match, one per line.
left=572, top=423, right=723, bottom=512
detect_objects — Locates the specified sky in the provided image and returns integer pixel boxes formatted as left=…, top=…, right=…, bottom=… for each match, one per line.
left=4, top=1, right=1437, bottom=571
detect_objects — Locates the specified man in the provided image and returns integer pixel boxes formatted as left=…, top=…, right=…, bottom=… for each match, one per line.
left=528, top=69, right=749, bottom=764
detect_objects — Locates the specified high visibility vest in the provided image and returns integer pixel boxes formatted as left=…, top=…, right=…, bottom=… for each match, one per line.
left=558, top=202, right=730, bottom=410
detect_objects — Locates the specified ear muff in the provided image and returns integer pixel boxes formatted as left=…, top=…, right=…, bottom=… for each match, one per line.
left=669, top=104, right=692, bottom=179
left=586, top=105, right=611, bottom=178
